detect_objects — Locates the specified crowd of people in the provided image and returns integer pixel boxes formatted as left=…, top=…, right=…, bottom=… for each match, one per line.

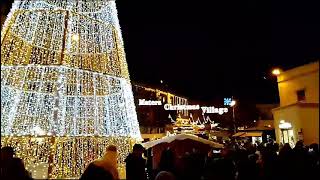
left=1, top=140, right=319, bottom=180
left=0, top=146, right=32, bottom=179
left=124, top=140, right=319, bottom=180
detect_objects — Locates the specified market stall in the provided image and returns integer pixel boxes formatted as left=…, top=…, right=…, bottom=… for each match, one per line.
left=142, top=134, right=223, bottom=169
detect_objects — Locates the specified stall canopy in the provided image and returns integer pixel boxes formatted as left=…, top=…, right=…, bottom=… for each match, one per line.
left=233, top=132, right=262, bottom=137
left=232, top=132, right=245, bottom=137
left=141, top=134, right=224, bottom=170
left=142, top=134, right=224, bottom=149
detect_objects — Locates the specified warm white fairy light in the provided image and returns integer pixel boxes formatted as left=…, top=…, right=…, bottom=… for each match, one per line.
left=1, top=0, right=141, bottom=179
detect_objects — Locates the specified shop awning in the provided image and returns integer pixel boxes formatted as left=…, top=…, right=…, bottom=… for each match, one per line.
left=240, top=132, right=262, bottom=137
left=232, top=132, right=245, bottom=137
left=142, top=134, right=224, bottom=149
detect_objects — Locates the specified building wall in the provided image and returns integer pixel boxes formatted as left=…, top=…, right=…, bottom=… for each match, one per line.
left=277, top=62, right=319, bottom=106
left=297, top=105, right=319, bottom=144
left=273, top=61, right=319, bottom=145
left=273, top=104, right=319, bottom=145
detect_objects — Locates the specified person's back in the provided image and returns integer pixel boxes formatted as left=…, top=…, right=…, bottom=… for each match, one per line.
left=308, top=143, right=319, bottom=178
left=237, top=151, right=259, bottom=180
left=1, top=147, right=32, bottom=180
left=155, top=171, right=175, bottom=180
left=209, top=157, right=235, bottom=180
left=261, top=144, right=279, bottom=180
left=204, top=148, right=235, bottom=180
left=154, top=149, right=176, bottom=180
left=80, top=145, right=119, bottom=180
left=125, top=153, right=146, bottom=180
left=292, top=141, right=310, bottom=179
left=80, top=163, right=114, bottom=180
left=278, top=143, right=294, bottom=179
left=179, top=153, right=203, bottom=180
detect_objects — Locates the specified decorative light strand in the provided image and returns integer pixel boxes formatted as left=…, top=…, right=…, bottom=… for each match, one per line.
left=1, top=0, right=141, bottom=179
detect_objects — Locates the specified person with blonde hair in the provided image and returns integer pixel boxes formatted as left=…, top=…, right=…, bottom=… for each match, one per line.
left=80, top=145, right=119, bottom=180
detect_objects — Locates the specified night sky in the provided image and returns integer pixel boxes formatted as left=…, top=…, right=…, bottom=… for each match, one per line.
left=117, top=0, right=320, bottom=103
left=1, top=0, right=319, bottom=104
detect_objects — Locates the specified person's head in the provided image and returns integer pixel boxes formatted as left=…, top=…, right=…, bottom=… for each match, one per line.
left=268, top=138, right=274, bottom=143
left=221, top=147, right=230, bottom=158
left=106, top=145, right=117, bottom=153
left=132, top=144, right=145, bottom=155
left=266, top=142, right=273, bottom=150
left=1, top=146, right=15, bottom=160
left=257, top=143, right=264, bottom=152
left=273, top=143, right=279, bottom=152
left=309, top=143, right=319, bottom=153
left=95, top=145, right=119, bottom=179
left=283, top=143, right=291, bottom=149
left=102, top=145, right=118, bottom=164
left=295, top=140, right=304, bottom=150
left=279, top=143, right=292, bottom=155
left=155, top=171, right=175, bottom=180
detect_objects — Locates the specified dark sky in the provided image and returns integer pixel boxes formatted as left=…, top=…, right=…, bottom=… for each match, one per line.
left=1, top=0, right=319, bottom=104
left=117, top=0, right=320, bottom=103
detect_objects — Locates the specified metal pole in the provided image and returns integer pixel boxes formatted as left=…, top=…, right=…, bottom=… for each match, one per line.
left=233, top=106, right=236, bottom=133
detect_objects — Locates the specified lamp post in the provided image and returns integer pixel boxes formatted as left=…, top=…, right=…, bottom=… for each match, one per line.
left=230, top=100, right=236, bottom=133
left=272, top=68, right=282, bottom=143
left=272, top=68, right=281, bottom=76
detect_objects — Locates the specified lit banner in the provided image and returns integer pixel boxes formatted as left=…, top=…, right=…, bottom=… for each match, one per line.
left=138, top=99, right=229, bottom=115
left=201, top=106, right=228, bottom=115
left=164, top=104, right=200, bottom=110
left=164, top=104, right=228, bottom=115
left=139, top=99, right=162, bottom=105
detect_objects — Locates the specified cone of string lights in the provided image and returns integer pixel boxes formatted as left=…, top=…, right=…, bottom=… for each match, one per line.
left=1, top=0, right=142, bottom=178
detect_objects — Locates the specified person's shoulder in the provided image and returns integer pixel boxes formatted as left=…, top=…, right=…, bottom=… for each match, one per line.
left=86, top=162, right=96, bottom=168
left=155, top=171, right=175, bottom=180
left=11, top=157, right=25, bottom=166
left=12, top=157, right=23, bottom=162
left=81, top=162, right=113, bottom=180
left=85, top=162, right=104, bottom=173
left=125, top=153, right=134, bottom=161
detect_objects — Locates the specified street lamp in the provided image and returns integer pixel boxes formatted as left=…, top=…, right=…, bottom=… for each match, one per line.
left=230, top=100, right=236, bottom=107
left=272, top=68, right=281, bottom=76
left=230, top=100, right=237, bottom=133
left=271, top=67, right=282, bottom=104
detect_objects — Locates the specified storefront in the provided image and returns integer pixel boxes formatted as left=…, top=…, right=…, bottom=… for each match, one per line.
left=233, top=131, right=263, bottom=144
left=278, top=120, right=295, bottom=147
left=272, top=61, right=319, bottom=145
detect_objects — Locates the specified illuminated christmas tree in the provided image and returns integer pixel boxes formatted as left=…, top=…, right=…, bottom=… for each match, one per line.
left=1, top=0, right=141, bottom=178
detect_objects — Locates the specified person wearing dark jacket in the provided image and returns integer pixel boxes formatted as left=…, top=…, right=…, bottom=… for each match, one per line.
left=0, top=146, right=32, bottom=180
left=154, top=149, right=176, bottom=180
left=125, top=144, right=147, bottom=180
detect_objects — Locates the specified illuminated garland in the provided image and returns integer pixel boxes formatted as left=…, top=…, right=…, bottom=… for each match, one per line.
left=1, top=0, right=141, bottom=178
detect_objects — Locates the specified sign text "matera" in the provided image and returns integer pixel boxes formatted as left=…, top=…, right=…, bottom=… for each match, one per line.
left=138, top=99, right=162, bottom=106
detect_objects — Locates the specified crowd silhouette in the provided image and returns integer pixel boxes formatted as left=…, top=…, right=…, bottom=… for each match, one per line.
left=1, top=140, right=319, bottom=180
left=0, top=146, right=32, bottom=180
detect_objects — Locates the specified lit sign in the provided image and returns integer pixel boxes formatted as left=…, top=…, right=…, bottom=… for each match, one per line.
left=164, top=104, right=228, bottom=115
left=139, top=98, right=230, bottom=115
left=164, top=104, right=200, bottom=110
left=138, top=99, right=162, bottom=106
left=201, top=106, right=228, bottom=115
left=224, top=98, right=232, bottom=106
left=279, top=120, right=292, bottom=129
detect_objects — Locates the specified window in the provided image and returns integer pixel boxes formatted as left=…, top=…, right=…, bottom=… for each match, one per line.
left=296, top=89, right=306, bottom=102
